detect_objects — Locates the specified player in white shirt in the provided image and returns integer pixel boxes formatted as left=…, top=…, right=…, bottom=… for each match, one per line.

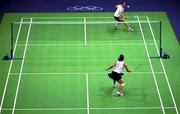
left=114, top=2, right=134, bottom=32
left=106, top=54, right=132, bottom=96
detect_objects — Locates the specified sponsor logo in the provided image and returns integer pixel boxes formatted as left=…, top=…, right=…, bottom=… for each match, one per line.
left=67, top=6, right=103, bottom=11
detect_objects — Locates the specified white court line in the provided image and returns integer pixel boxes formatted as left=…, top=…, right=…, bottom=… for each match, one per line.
left=146, top=16, right=179, bottom=114
left=2, top=106, right=175, bottom=111
left=13, top=20, right=160, bottom=25
left=0, top=18, right=24, bottom=114
left=23, top=16, right=147, bottom=20
left=11, top=18, right=33, bottom=114
left=10, top=72, right=164, bottom=76
left=16, top=43, right=155, bottom=47
left=137, top=16, right=165, bottom=114
left=84, top=17, right=87, bottom=45
left=86, top=73, right=90, bottom=114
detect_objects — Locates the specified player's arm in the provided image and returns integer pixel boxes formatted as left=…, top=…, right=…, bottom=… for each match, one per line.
left=119, top=12, right=127, bottom=19
left=119, top=12, right=124, bottom=18
left=115, top=5, right=119, bottom=8
left=123, top=63, right=132, bottom=72
left=105, top=63, right=116, bottom=70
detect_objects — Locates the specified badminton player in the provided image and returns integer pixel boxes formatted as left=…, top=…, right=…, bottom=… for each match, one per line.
left=114, top=1, right=134, bottom=32
left=105, top=54, right=132, bottom=96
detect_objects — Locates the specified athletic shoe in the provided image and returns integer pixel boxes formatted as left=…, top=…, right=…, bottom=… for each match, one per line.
left=116, top=93, right=123, bottom=96
left=128, top=28, right=134, bottom=32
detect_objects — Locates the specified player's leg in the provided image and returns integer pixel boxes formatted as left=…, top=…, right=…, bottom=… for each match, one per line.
left=114, top=16, right=121, bottom=30
left=120, top=18, right=134, bottom=32
left=119, top=79, right=125, bottom=90
left=108, top=72, right=116, bottom=88
left=113, top=80, right=116, bottom=88
left=116, top=79, right=125, bottom=96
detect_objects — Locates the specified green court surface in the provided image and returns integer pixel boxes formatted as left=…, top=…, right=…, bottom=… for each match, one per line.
left=0, top=12, right=180, bottom=114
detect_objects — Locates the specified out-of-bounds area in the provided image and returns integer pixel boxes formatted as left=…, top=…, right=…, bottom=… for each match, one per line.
left=0, top=12, right=180, bottom=114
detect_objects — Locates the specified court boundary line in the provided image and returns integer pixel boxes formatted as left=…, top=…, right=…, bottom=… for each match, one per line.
left=13, top=20, right=160, bottom=25
left=137, top=16, right=165, bottom=114
left=16, top=43, right=156, bottom=46
left=11, top=18, right=33, bottom=114
left=0, top=18, right=24, bottom=114
left=146, top=16, right=179, bottom=114
left=1, top=106, right=175, bottom=111
left=10, top=72, right=164, bottom=76
left=86, top=73, right=90, bottom=114
left=22, top=16, right=147, bottom=20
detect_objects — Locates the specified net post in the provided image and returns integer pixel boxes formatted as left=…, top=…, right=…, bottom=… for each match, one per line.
left=160, top=21, right=162, bottom=58
left=10, top=22, right=13, bottom=59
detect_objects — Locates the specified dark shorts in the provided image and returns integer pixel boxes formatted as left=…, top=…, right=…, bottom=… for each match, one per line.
left=114, top=16, right=121, bottom=22
left=108, top=71, right=124, bottom=81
